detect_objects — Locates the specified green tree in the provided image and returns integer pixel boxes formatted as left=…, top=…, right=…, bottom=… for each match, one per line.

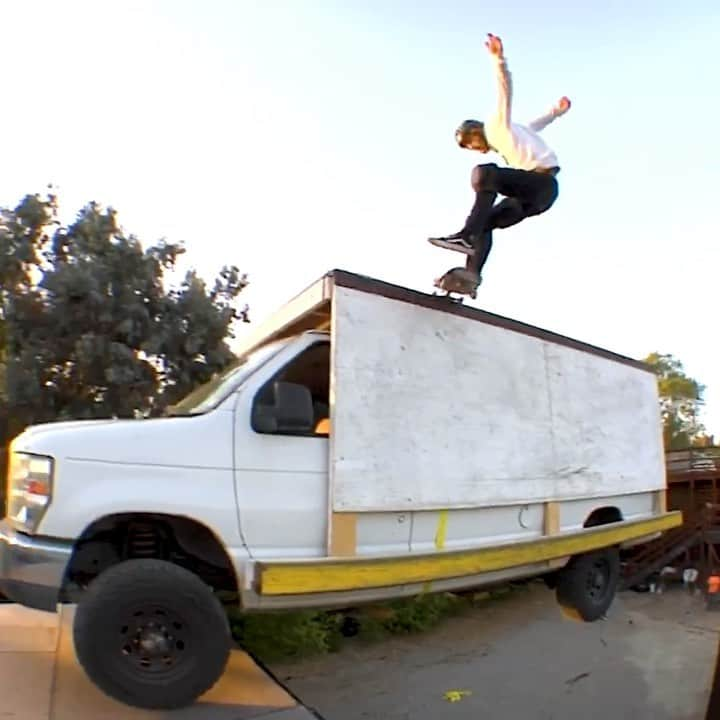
left=0, top=192, right=56, bottom=444
left=644, top=352, right=705, bottom=450
left=0, top=192, right=249, bottom=450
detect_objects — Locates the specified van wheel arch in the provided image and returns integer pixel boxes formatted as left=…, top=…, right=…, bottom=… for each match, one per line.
left=583, top=506, right=624, bottom=528
left=62, top=512, right=239, bottom=603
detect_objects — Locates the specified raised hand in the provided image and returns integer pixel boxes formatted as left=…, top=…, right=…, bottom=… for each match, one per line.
left=555, top=96, right=572, bottom=115
left=485, top=33, right=504, bottom=57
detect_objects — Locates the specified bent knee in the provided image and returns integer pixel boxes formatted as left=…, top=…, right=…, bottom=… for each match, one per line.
left=470, top=163, right=498, bottom=193
left=527, top=182, right=559, bottom=216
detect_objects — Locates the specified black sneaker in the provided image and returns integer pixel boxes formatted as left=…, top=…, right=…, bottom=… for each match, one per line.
left=428, top=235, right=474, bottom=255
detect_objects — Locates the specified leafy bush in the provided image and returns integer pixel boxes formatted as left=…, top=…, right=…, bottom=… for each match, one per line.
left=381, top=593, right=462, bottom=634
left=230, top=592, right=468, bottom=663
left=228, top=609, right=344, bottom=663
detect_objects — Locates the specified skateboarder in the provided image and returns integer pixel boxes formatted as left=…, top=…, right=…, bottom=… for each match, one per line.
left=430, top=33, right=571, bottom=288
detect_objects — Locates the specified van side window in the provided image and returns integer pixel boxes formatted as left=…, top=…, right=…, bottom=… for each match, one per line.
left=251, top=342, right=331, bottom=437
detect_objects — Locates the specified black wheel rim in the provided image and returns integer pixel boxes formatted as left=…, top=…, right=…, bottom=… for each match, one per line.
left=586, top=558, right=611, bottom=603
left=117, top=604, right=191, bottom=678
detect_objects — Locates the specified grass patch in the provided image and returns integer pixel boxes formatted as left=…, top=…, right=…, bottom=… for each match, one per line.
left=228, top=609, right=344, bottom=663
left=379, top=592, right=463, bottom=634
left=230, top=590, right=491, bottom=664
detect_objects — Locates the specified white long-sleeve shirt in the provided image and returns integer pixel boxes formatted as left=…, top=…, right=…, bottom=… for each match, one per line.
left=483, top=54, right=560, bottom=171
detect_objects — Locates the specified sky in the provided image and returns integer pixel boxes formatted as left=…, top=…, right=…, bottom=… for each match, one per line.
left=2, top=0, right=719, bottom=434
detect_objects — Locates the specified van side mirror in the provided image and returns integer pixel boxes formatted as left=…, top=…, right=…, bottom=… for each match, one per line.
left=253, top=381, right=314, bottom=434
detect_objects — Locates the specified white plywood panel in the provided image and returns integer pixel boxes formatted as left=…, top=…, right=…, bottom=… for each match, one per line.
left=331, top=286, right=664, bottom=512
left=544, top=343, right=665, bottom=499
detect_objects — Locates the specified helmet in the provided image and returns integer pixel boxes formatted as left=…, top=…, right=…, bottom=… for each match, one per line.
left=455, top=119, right=485, bottom=148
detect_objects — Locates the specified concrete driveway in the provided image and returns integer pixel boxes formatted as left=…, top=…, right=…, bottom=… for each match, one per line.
left=0, top=603, right=318, bottom=720
left=271, top=584, right=719, bottom=720
left=3, top=585, right=718, bottom=720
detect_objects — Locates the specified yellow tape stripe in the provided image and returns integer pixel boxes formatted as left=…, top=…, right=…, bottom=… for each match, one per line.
left=434, top=510, right=449, bottom=550
left=257, top=512, right=682, bottom=596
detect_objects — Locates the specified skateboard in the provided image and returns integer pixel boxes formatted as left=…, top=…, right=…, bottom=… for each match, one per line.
left=428, top=237, right=480, bottom=301
left=433, top=266, right=479, bottom=301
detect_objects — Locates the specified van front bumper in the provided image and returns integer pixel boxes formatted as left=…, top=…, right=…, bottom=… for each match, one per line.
left=0, top=519, right=73, bottom=612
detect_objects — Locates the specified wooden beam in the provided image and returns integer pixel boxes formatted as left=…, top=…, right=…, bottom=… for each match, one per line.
left=232, top=276, right=332, bottom=359
left=257, top=512, right=683, bottom=596
left=544, top=502, right=560, bottom=536
left=328, top=513, right=357, bottom=557
left=655, top=489, right=668, bottom=514
left=543, top=503, right=565, bottom=566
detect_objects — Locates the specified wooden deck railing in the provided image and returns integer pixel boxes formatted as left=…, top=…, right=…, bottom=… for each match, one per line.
left=666, top=447, right=720, bottom=483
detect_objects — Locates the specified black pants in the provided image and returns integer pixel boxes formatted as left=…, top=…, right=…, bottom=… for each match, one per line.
left=461, top=163, right=559, bottom=276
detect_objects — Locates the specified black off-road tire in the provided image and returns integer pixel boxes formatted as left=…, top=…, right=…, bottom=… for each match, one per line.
left=73, top=559, right=231, bottom=710
left=555, top=548, right=620, bottom=622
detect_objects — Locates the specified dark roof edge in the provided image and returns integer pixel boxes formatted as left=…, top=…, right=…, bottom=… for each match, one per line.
left=329, top=269, right=652, bottom=374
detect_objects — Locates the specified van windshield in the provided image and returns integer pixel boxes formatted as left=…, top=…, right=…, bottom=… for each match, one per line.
left=166, top=338, right=289, bottom=416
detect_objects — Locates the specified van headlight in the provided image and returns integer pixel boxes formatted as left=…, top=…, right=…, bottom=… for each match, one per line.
left=6, top=452, right=54, bottom=534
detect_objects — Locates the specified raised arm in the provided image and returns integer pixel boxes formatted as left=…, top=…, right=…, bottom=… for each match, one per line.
left=528, top=97, right=572, bottom=132
left=486, top=33, right=512, bottom=127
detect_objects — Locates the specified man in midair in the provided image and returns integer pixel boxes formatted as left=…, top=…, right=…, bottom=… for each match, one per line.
left=430, top=33, right=571, bottom=288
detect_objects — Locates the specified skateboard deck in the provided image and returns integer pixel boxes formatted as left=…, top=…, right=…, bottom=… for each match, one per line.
left=433, top=266, right=479, bottom=301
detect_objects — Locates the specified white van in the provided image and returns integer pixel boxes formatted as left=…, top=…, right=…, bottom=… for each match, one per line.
left=0, top=270, right=680, bottom=710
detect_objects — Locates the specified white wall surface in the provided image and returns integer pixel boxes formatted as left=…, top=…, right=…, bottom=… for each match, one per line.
left=330, top=286, right=665, bottom=512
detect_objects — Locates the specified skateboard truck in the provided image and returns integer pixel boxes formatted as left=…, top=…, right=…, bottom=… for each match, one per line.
left=433, top=267, right=479, bottom=301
